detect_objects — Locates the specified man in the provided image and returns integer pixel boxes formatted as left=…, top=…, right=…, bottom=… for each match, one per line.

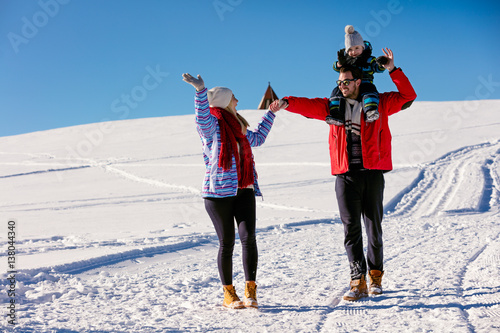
left=270, top=48, right=416, bottom=301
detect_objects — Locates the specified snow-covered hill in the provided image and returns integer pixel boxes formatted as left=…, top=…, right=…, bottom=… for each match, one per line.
left=1, top=100, right=499, bottom=332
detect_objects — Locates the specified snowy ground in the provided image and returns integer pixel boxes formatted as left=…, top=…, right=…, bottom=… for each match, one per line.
left=0, top=100, right=499, bottom=332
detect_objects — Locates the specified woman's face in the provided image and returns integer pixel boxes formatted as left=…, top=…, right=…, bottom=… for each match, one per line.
left=229, top=95, right=238, bottom=111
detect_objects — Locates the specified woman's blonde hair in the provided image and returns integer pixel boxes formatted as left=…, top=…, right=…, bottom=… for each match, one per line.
left=225, top=102, right=249, bottom=128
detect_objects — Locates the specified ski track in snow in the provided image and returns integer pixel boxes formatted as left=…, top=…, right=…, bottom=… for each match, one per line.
left=385, top=140, right=500, bottom=218
left=0, top=192, right=197, bottom=213
left=0, top=155, right=326, bottom=215
left=2, top=138, right=500, bottom=332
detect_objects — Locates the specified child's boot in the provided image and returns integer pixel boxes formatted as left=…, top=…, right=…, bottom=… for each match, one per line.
left=362, top=93, right=380, bottom=122
left=326, top=97, right=346, bottom=125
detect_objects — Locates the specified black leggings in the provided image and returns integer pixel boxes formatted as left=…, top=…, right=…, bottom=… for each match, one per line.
left=204, top=189, right=257, bottom=285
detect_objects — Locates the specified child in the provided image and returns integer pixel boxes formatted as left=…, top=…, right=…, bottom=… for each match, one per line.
left=326, top=25, right=388, bottom=125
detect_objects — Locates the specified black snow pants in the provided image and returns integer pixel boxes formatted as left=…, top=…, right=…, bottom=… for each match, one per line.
left=335, top=170, right=385, bottom=279
left=204, top=188, right=257, bottom=286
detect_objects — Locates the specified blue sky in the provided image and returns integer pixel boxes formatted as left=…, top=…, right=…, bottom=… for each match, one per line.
left=1, top=0, right=499, bottom=137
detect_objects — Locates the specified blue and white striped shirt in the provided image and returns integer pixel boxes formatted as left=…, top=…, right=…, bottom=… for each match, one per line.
left=195, top=88, right=276, bottom=198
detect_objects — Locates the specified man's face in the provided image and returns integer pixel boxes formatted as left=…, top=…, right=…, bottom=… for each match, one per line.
left=338, top=71, right=360, bottom=99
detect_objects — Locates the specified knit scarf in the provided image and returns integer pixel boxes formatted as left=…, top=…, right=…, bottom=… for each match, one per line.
left=210, top=107, right=255, bottom=188
left=344, top=98, right=362, bottom=136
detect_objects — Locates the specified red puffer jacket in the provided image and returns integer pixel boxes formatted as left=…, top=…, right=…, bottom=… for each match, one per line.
left=285, top=68, right=417, bottom=175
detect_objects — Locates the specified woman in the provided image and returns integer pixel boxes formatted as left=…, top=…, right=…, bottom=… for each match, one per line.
left=182, top=73, right=278, bottom=309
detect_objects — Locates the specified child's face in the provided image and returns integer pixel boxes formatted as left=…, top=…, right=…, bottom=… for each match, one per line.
left=347, top=45, right=364, bottom=57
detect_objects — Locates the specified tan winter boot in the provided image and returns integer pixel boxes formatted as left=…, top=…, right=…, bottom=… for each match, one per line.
left=343, top=275, right=368, bottom=301
left=222, top=285, right=244, bottom=309
left=243, top=281, right=258, bottom=309
left=368, top=270, right=384, bottom=295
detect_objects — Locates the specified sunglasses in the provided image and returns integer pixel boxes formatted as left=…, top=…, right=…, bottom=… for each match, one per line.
left=336, top=79, right=358, bottom=86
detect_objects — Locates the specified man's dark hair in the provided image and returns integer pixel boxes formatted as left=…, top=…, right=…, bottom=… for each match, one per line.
left=340, top=66, right=363, bottom=81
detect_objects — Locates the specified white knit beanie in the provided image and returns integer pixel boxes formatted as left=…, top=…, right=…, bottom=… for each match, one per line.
left=207, top=87, right=233, bottom=108
left=344, top=25, right=364, bottom=51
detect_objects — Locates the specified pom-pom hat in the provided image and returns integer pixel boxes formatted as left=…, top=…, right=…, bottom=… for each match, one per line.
left=344, top=25, right=364, bottom=51
left=207, top=87, right=233, bottom=108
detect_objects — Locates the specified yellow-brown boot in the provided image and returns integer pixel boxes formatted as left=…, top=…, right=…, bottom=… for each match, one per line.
left=244, top=281, right=258, bottom=309
left=222, top=285, right=244, bottom=309
left=343, top=275, right=368, bottom=301
left=368, top=270, right=384, bottom=295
